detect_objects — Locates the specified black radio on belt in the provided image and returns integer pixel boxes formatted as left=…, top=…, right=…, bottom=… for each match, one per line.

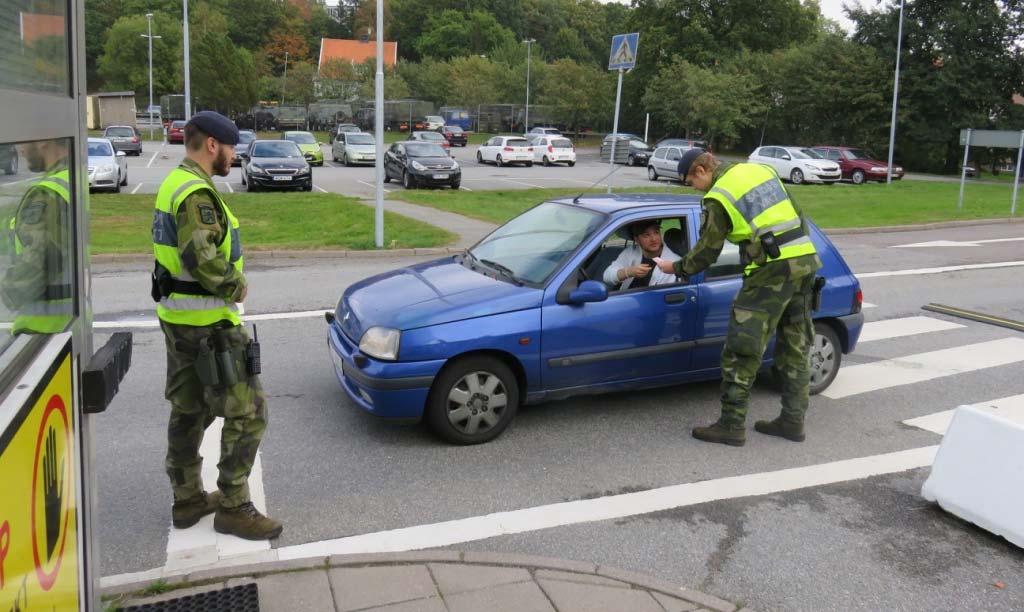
left=245, top=324, right=261, bottom=375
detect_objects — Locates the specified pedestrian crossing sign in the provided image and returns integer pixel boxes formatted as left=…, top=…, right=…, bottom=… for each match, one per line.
left=608, top=33, right=639, bottom=71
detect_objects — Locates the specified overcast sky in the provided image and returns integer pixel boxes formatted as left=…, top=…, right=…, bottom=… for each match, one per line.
left=593, top=0, right=872, bottom=33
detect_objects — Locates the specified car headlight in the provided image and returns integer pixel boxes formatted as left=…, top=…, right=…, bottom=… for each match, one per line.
left=359, top=326, right=401, bottom=361
left=99, top=164, right=115, bottom=173
left=411, top=161, right=426, bottom=171
left=249, top=164, right=267, bottom=174
left=451, top=160, right=460, bottom=170
left=870, top=166, right=887, bottom=173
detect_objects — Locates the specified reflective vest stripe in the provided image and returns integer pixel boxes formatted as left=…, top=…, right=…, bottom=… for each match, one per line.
left=733, top=178, right=789, bottom=231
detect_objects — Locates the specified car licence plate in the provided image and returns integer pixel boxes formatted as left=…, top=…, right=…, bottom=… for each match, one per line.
left=433, top=174, right=448, bottom=179
left=273, top=175, right=291, bottom=181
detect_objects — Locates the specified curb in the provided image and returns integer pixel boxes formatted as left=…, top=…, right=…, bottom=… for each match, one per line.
left=91, top=247, right=464, bottom=265
left=822, top=216, right=1024, bottom=235
left=101, top=551, right=738, bottom=612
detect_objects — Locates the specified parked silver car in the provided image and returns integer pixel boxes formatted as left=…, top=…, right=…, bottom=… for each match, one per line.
left=87, top=137, right=127, bottom=192
left=332, top=132, right=376, bottom=166
left=648, top=145, right=688, bottom=182
left=103, top=125, right=142, bottom=156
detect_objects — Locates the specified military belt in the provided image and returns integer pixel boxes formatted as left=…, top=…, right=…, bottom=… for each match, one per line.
left=171, top=279, right=215, bottom=296
left=44, top=284, right=72, bottom=300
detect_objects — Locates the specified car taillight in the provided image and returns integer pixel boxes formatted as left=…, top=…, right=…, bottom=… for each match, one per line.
left=548, top=145, right=553, bottom=153
left=528, top=147, right=533, bottom=152
left=503, top=146, right=513, bottom=151
left=132, top=137, right=139, bottom=143
left=853, top=289, right=863, bottom=314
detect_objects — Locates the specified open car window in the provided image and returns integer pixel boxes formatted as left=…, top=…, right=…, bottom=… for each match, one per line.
left=578, top=217, right=689, bottom=292
left=704, top=242, right=744, bottom=279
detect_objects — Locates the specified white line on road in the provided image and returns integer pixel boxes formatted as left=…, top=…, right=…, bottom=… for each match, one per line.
left=857, top=316, right=964, bottom=343
left=131, top=183, right=143, bottom=194
left=93, top=309, right=330, bottom=330
left=324, top=161, right=338, bottom=168
left=862, top=302, right=878, bottom=309
left=313, top=184, right=328, bottom=193
left=858, top=260, right=1024, bottom=278
left=823, top=337, right=1024, bottom=399
left=501, top=178, right=546, bottom=189
left=146, top=149, right=160, bottom=168
left=904, top=394, right=1024, bottom=435
left=459, top=185, right=473, bottom=191
left=357, top=180, right=393, bottom=192
left=221, top=181, right=234, bottom=194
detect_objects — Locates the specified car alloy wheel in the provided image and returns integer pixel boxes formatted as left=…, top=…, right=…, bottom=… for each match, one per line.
left=427, top=356, right=519, bottom=444
left=790, top=168, right=804, bottom=184
left=808, top=322, right=841, bottom=395
left=628, top=154, right=635, bottom=166
left=496, top=155, right=504, bottom=167
left=851, top=169, right=866, bottom=185
left=476, top=151, right=483, bottom=164
left=648, top=166, right=658, bottom=181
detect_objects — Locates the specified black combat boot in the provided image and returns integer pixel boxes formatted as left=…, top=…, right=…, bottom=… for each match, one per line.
left=172, top=490, right=222, bottom=529
left=214, top=502, right=283, bottom=540
left=691, top=421, right=746, bottom=446
left=754, top=417, right=805, bottom=442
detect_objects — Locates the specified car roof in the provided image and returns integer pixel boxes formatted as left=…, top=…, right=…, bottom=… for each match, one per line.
left=547, top=193, right=702, bottom=215
left=87, top=137, right=115, bottom=146
left=104, top=125, right=134, bottom=129
left=284, top=131, right=313, bottom=136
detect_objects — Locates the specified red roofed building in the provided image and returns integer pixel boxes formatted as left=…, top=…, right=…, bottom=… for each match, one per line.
left=20, top=12, right=65, bottom=44
left=318, top=38, right=398, bottom=71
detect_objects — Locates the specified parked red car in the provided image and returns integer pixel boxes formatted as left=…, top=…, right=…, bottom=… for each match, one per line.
left=167, top=120, right=186, bottom=144
left=811, top=146, right=903, bottom=184
left=441, top=125, right=468, bottom=147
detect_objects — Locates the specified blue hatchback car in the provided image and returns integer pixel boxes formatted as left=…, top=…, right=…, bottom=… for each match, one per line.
left=326, top=194, right=864, bottom=444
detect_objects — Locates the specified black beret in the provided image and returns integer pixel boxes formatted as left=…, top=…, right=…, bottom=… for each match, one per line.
left=677, top=147, right=705, bottom=183
left=187, top=111, right=240, bottom=146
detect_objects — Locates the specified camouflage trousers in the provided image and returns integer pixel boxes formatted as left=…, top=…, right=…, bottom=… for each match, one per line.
left=718, top=268, right=816, bottom=429
left=161, top=320, right=267, bottom=508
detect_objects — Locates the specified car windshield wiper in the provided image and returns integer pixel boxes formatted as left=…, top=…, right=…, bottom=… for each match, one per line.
left=479, top=259, right=523, bottom=286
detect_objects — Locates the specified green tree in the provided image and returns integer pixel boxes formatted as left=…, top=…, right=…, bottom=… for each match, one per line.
left=282, top=61, right=318, bottom=112
left=399, top=58, right=450, bottom=104
left=191, top=29, right=258, bottom=114
left=318, top=58, right=361, bottom=100
left=445, top=56, right=504, bottom=108
left=97, top=12, right=181, bottom=96
left=414, top=10, right=516, bottom=60
left=540, top=59, right=612, bottom=133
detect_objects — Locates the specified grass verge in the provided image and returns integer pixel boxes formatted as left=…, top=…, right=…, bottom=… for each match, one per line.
left=90, top=193, right=456, bottom=254
left=390, top=180, right=1024, bottom=228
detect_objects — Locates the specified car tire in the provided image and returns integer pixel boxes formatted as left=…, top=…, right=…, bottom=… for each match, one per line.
left=246, top=176, right=258, bottom=192
left=476, top=151, right=484, bottom=164
left=543, top=155, right=552, bottom=167
left=120, top=171, right=128, bottom=186
left=342, top=154, right=350, bottom=167
left=525, top=161, right=533, bottom=167
left=648, top=166, right=658, bottom=181
left=568, top=161, right=575, bottom=167
left=304, top=183, right=313, bottom=192
left=790, top=168, right=804, bottom=184
left=451, top=180, right=461, bottom=190
left=767, top=321, right=842, bottom=396
left=496, top=155, right=504, bottom=167
left=5, top=153, right=17, bottom=175
left=113, top=176, right=121, bottom=193
left=628, top=154, right=635, bottom=166
left=403, top=170, right=414, bottom=189
left=426, top=355, right=520, bottom=445
left=851, top=169, right=866, bottom=185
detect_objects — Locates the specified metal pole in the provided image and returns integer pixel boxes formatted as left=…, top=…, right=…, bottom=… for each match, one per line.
left=644, top=113, right=649, bottom=143
left=183, top=0, right=191, bottom=118
left=146, top=14, right=155, bottom=141
left=282, top=51, right=288, bottom=106
left=1012, top=130, right=1024, bottom=216
left=958, top=128, right=971, bottom=211
left=374, top=0, right=384, bottom=248
left=524, top=39, right=533, bottom=133
left=607, top=68, right=624, bottom=194
left=886, top=0, right=905, bottom=185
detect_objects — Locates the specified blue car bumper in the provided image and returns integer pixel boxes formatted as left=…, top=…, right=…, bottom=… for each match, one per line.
left=327, top=323, right=444, bottom=420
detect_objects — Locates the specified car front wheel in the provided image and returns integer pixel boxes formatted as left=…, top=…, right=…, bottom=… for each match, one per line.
left=648, top=166, right=658, bottom=181
left=403, top=170, right=414, bottom=189
left=790, top=168, right=804, bottom=184
left=426, top=356, right=519, bottom=445
left=476, top=151, right=484, bottom=164
left=851, top=169, right=866, bottom=185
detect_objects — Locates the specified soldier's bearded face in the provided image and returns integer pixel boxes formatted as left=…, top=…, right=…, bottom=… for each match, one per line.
left=213, top=144, right=233, bottom=177
left=20, top=142, right=47, bottom=172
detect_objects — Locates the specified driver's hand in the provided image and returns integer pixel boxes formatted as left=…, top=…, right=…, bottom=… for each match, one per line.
left=629, top=264, right=652, bottom=278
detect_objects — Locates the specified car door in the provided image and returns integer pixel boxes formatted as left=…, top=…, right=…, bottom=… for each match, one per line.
left=384, top=143, right=401, bottom=178
left=690, top=241, right=747, bottom=373
left=539, top=215, right=699, bottom=391
left=333, top=133, right=344, bottom=159
left=664, top=147, right=682, bottom=178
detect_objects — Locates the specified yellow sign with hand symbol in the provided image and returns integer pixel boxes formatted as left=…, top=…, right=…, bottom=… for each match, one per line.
left=0, top=340, right=78, bottom=611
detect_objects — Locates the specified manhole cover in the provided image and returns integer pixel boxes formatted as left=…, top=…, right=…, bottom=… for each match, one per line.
left=123, top=582, right=259, bottom=612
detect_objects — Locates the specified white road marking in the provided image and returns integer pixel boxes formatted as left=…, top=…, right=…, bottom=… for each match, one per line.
left=459, top=185, right=473, bottom=191
left=357, top=179, right=393, bottom=192
left=93, top=309, right=329, bottom=330
left=861, top=302, right=878, bottom=309
left=857, top=316, right=964, bottom=343
left=501, top=178, right=546, bottom=189
left=146, top=149, right=160, bottom=168
left=858, top=260, right=1024, bottom=278
left=221, top=181, right=234, bottom=194
left=824, top=337, right=1024, bottom=399
left=324, top=161, right=338, bottom=168
left=892, top=237, right=1024, bottom=248
left=131, top=183, right=143, bottom=194
left=904, top=394, right=1024, bottom=435
left=313, top=184, right=328, bottom=193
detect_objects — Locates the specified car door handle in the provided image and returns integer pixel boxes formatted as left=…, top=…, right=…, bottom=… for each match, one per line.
left=665, top=291, right=695, bottom=304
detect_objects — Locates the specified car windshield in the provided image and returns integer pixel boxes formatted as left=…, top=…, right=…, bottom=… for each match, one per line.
left=845, top=148, right=874, bottom=160
left=417, top=132, right=444, bottom=141
left=347, top=134, right=374, bottom=145
left=253, top=141, right=301, bottom=158
left=105, top=127, right=134, bottom=137
left=285, top=133, right=317, bottom=144
left=506, top=138, right=529, bottom=147
left=551, top=138, right=573, bottom=148
left=238, top=132, right=256, bottom=144
left=799, top=148, right=823, bottom=159
left=446, top=126, right=463, bottom=133
left=406, top=143, right=448, bottom=157
left=469, top=202, right=605, bottom=285
left=88, top=141, right=113, bottom=156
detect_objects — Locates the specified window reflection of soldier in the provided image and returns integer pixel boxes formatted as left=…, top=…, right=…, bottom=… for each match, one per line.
left=1, top=139, right=72, bottom=335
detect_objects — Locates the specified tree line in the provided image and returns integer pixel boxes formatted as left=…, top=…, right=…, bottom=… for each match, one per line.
left=86, top=0, right=1024, bottom=173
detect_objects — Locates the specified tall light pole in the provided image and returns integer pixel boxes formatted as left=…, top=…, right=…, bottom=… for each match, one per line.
left=183, top=0, right=192, bottom=119
left=374, top=0, right=384, bottom=247
left=140, top=14, right=162, bottom=141
left=523, top=39, right=535, bottom=133
left=282, top=51, right=289, bottom=105
left=886, top=0, right=905, bottom=185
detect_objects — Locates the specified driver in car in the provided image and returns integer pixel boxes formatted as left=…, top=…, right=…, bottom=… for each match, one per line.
left=603, top=219, right=681, bottom=290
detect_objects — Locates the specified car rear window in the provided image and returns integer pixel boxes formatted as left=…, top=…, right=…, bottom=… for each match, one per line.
left=171, top=121, right=186, bottom=128
left=506, top=138, right=529, bottom=147
left=106, top=127, right=134, bottom=137
left=284, top=132, right=317, bottom=144
left=347, top=134, right=374, bottom=145
left=446, top=126, right=464, bottom=133
left=419, top=132, right=444, bottom=141
left=551, top=138, right=572, bottom=148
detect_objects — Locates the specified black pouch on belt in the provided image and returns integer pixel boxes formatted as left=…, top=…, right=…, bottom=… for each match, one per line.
left=213, top=328, right=240, bottom=387
left=759, top=232, right=781, bottom=259
left=194, top=337, right=221, bottom=387
left=245, top=325, right=261, bottom=376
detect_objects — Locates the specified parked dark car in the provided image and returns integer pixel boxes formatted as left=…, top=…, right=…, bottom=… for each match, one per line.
left=654, top=137, right=709, bottom=152
left=167, top=120, right=186, bottom=144
left=601, top=133, right=653, bottom=166
left=240, top=140, right=312, bottom=192
left=384, top=141, right=461, bottom=190
left=441, top=125, right=468, bottom=147
left=811, top=146, right=904, bottom=184
left=0, top=144, right=17, bottom=175
left=407, top=130, right=450, bottom=152
left=232, top=130, right=257, bottom=166
left=103, top=125, right=142, bottom=155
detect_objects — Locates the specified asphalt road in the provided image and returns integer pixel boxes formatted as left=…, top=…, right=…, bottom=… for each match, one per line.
left=90, top=220, right=1024, bottom=611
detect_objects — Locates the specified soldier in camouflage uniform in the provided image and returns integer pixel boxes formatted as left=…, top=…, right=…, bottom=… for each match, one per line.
left=154, top=112, right=282, bottom=539
left=1, top=139, right=73, bottom=336
left=656, top=150, right=821, bottom=446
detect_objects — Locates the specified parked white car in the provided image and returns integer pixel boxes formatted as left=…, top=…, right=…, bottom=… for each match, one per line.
left=424, top=115, right=445, bottom=131
left=477, top=136, right=534, bottom=167
left=528, top=135, right=576, bottom=166
left=87, top=137, right=127, bottom=193
left=647, top=145, right=696, bottom=182
left=748, top=146, right=841, bottom=184
left=332, top=131, right=376, bottom=166
left=527, top=126, right=561, bottom=137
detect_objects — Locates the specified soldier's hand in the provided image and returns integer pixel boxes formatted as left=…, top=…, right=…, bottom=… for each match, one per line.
left=655, top=259, right=676, bottom=274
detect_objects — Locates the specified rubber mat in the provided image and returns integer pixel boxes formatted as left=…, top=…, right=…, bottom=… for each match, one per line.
left=123, top=582, right=259, bottom=612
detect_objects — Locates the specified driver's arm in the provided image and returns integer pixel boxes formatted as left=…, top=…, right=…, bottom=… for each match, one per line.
left=603, top=246, right=634, bottom=286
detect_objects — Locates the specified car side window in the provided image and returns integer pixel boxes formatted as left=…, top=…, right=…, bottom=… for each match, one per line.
left=705, top=242, right=744, bottom=280
left=666, top=148, right=681, bottom=162
left=577, top=218, right=689, bottom=293
left=654, top=148, right=666, bottom=160
left=827, top=150, right=841, bottom=161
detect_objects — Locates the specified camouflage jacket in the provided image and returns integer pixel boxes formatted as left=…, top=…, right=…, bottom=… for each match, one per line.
left=173, top=159, right=246, bottom=302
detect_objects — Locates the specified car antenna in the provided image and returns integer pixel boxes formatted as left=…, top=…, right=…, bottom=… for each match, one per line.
left=572, top=162, right=627, bottom=205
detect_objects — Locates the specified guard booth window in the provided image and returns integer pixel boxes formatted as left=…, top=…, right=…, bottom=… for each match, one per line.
left=0, top=0, right=71, bottom=96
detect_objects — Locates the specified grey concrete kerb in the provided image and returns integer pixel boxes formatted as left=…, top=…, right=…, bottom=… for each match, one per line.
left=101, top=551, right=742, bottom=612
left=823, top=216, right=1024, bottom=235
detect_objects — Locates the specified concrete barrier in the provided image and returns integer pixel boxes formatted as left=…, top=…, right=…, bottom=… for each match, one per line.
left=922, top=404, right=1024, bottom=549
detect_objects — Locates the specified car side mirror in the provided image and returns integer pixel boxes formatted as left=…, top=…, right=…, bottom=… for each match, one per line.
left=116, top=151, right=126, bottom=157
left=782, top=154, right=791, bottom=160
left=567, top=280, right=609, bottom=305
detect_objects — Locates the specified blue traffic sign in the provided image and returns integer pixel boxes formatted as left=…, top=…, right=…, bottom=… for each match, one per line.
left=608, top=33, right=639, bottom=71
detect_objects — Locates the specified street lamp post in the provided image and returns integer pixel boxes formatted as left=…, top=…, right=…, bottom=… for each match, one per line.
left=374, top=0, right=384, bottom=247
left=282, top=51, right=289, bottom=106
left=886, top=0, right=905, bottom=185
left=183, top=0, right=191, bottom=119
left=523, top=39, right=535, bottom=133
left=140, top=14, right=162, bottom=141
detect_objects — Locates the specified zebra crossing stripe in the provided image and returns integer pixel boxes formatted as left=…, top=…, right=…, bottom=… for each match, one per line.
left=903, top=394, right=1024, bottom=435
left=857, top=316, right=964, bottom=343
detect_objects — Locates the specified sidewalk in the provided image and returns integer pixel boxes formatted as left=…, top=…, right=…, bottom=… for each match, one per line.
left=103, top=551, right=746, bottom=612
